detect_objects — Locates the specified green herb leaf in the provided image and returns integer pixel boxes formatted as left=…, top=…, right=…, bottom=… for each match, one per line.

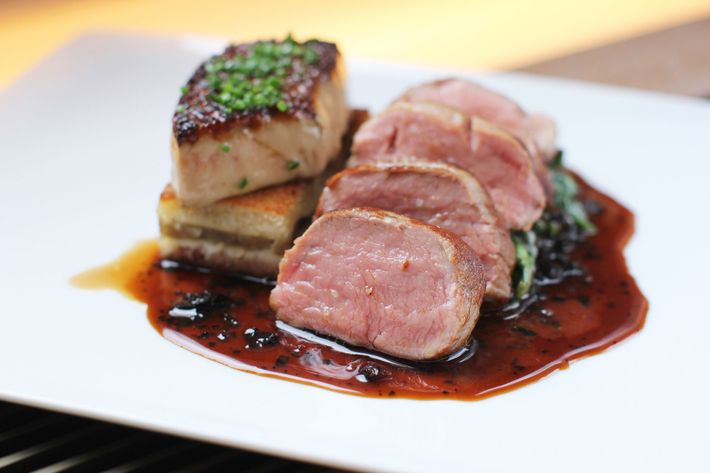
left=221, top=143, right=232, bottom=153
left=550, top=150, right=564, bottom=169
left=238, top=177, right=248, bottom=189
left=549, top=167, right=596, bottom=233
left=180, top=85, right=189, bottom=96
left=566, top=200, right=596, bottom=232
left=286, top=159, right=300, bottom=170
left=510, top=151, right=595, bottom=301
left=512, top=231, right=537, bottom=299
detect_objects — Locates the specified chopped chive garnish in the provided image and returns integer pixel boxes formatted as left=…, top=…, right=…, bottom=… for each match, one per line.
left=176, top=105, right=187, bottom=113
left=238, top=177, right=248, bottom=189
left=286, top=159, right=300, bottom=170
left=200, top=35, right=320, bottom=114
left=303, top=48, right=320, bottom=64
left=180, top=85, right=189, bottom=95
left=221, top=143, right=232, bottom=153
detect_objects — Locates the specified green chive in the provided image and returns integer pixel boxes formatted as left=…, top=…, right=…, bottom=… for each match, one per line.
left=221, top=143, right=232, bottom=153
left=549, top=166, right=596, bottom=233
left=202, top=35, right=320, bottom=114
left=304, top=48, right=320, bottom=64
left=176, top=105, right=187, bottom=113
left=550, top=150, right=564, bottom=169
left=286, top=159, right=300, bottom=170
left=238, top=177, right=248, bottom=189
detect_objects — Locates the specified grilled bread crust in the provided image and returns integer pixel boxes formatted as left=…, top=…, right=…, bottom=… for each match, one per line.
left=158, top=180, right=322, bottom=276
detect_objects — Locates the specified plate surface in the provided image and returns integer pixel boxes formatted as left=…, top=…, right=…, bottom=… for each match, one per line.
left=1, top=32, right=709, bottom=473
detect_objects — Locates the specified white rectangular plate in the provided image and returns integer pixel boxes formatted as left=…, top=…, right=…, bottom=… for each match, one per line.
left=1, top=32, right=709, bottom=473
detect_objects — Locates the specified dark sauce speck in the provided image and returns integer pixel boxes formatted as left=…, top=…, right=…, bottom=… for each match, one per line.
left=244, top=328, right=279, bottom=349
left=356, top=363, right=386, bottom=383
left=167, top=290, right=233, bottom=325
left=275, top=355, right=289, bottom=367
left=512, top=326, right=538, bottom=337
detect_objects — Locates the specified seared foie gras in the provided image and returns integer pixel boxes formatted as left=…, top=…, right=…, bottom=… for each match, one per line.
left=270, top=208, right=486, bottom=360
left=172, top=37, right=349, bottom=207
left=316, top=163, right=515, bottom=300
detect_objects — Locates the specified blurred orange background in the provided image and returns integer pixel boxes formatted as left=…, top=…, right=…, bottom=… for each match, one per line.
left=1, top=0, right=709, bottom=89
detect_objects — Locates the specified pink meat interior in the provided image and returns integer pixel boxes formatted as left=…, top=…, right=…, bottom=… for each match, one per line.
left=271, top=214, right=470, bottom=360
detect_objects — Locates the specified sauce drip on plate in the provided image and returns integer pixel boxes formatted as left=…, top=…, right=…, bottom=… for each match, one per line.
left=73, top=175, right=647, bottom=400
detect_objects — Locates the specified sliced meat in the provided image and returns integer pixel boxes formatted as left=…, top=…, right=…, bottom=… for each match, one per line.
left=270, top=208, right=486, bottom=360
left=351, top=101, right=472, bottom=165
left=527, top=113, right=558, bottom=161
left=172, top=39, right=349, bottom=207
left=351, top=101, right=545, bottom=230
left=470, top=118, right=545, bottom=230
left=316, top=163, right=515, bottom=300
left=399, top=78, right=559, bottom=163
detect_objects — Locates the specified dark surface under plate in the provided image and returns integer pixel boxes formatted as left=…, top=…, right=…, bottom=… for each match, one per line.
left=0, top=401, right=349, bottom=472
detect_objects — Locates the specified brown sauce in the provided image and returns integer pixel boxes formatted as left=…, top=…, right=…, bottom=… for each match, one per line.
left=73, top=176, right=647, bottom=400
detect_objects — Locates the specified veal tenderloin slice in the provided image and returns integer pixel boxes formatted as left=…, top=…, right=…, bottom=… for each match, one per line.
left=399, top=77, right=558, bottom=164
left=316, top=163, right=515, bottom=300
left=350, top=101, right=545, bottom=230
left=269, top=208, right=486, bottom=360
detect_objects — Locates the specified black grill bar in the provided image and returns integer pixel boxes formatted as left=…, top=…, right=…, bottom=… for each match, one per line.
left=33, top=431, right=153, bottom=472
left=0, top=401, right=355, bottom=473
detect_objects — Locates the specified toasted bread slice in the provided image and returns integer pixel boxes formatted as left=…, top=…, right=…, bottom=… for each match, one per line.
left=159, top=109, right=368, bottom=276
left=159, top=180, right=322, bottom=276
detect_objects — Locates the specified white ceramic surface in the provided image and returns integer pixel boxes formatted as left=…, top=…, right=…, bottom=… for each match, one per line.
left=1, top=32, right=709, bottom=473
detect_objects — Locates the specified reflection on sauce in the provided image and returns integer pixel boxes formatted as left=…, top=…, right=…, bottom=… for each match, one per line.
left=73, top=177, right=647, bottom=400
